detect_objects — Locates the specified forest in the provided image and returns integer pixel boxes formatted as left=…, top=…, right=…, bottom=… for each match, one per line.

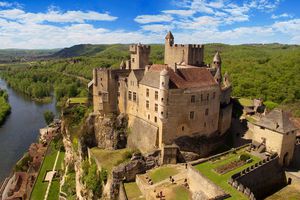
left=0, top=43, right=299, bottom=116
left=0, top=89, right=11, bottom=125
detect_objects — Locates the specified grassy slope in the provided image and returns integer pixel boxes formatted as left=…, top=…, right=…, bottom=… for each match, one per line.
left=89, top=148, right=132, bottom=174
left=194, top=149, right=261, bottom=200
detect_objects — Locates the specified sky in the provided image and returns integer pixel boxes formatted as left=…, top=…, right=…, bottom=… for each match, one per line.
left=0, top=0, right=299, bottom=49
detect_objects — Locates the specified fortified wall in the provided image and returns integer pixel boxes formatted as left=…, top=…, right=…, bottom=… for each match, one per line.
left=229, top=154, right=286, bottom=200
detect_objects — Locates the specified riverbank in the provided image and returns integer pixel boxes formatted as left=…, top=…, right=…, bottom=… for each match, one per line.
left=0, top=121, right=63, bottom=199
left=0, top=78, right=58, bottom=182
left=0, top=89, right=10, bottom=125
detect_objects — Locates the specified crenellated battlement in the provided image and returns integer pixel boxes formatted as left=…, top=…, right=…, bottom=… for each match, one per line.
left=129, top=44, right=151, bottom=53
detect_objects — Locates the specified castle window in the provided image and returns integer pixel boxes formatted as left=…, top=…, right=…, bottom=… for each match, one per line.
left=146, top=88, right=149, bottom=97
left=213, top=92, right=216, bottom=99
left=132, top=58, right=135, bottom=62
left=204, top=122, right=206, bottom=127
left=191, top=95, right=196, bottom=103
left=155, top=91, right=158, bottom=100
left=154, top=116, right=157, bottom=123
left=146, top=100, right=149, bottom=109
left=155, top=104, right=158, bottom=112
left=182, top=126, right=185, bottom=131
left=133, top=92, right=137, bottom=102
left=128, top=91, right=132, bottom=100
left=148, top=114, right=150, bottom=120
left=117, top=92, right=120, bottom=97
left=190, top=111, right=195, bottom=119
left=207, top=94, right=209, bottom=100
left=205, top=108, right=209, bottom=116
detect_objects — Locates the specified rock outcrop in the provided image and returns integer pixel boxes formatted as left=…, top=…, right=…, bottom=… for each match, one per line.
left=94, top=113, right=128, bottom=150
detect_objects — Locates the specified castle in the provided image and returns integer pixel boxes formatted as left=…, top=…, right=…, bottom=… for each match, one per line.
left=90, top=31, right=233, bottom=157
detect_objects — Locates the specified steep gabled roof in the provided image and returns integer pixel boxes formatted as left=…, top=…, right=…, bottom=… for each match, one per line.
left=255, top=108, right=298, bottom=134
left=140, top=64, right=218, bottom=89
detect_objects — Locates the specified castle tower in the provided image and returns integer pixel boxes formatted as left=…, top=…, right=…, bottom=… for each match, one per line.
left=119, top=60, right=126, bottom=69
left=213, top=51, right=222, bottom=84
left=159, top=69, right=169, bottom=120
left=165, top=31, right=174, bottom=46
left=129, top=44, right=150, bottom=69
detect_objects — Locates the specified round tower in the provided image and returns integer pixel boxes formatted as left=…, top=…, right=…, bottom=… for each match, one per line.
left=159, top=69, right=169, bottom=120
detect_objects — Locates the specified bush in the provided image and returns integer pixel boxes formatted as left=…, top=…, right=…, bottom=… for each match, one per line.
left=44, top=110, right=54, bottom=125
left=239, top=154, right=251, bottom=162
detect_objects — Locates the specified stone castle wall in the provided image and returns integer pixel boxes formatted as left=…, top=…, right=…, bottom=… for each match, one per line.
left=127, top=115, right=158, bottom=153
left=188, top=165, right=228, bottom=200
left=229, top=154, right=286, bottom=199
left=164, top=43, right=204, bottom=66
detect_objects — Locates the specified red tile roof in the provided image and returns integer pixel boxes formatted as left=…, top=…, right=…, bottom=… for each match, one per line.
left=147, top=64, right=218, bottom=89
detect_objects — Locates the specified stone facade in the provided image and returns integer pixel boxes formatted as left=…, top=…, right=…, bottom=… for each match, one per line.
left=249, top=109, right=298, bottom=166
left=90, top=32, right=233, bottom=154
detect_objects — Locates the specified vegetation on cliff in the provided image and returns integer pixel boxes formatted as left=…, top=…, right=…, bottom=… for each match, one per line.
left=0, top=89, right=11, bottom=125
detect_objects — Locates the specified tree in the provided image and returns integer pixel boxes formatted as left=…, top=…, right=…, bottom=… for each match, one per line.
left=44, top=110, right=54, bottom=125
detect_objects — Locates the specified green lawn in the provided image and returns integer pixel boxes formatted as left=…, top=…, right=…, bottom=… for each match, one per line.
left=68, top=97, right=88, bottom=104
left=194, top=149, right=261, bottom=200
left=124, top=182, right=145, bottom=200
left=238, top=98, right=253, bottom=107
left=149, top=166, right=179, bottom=183
left=30, top=143, right=65, bottom=200
left=170, top=185, right=191, bottom=200
left=265, top=184, right=300, bottom=200
left=90, top=148, right=133, bottom=173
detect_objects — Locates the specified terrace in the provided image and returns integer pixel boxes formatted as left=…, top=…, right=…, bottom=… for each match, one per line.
left=194, top=147, right=261, bottom=200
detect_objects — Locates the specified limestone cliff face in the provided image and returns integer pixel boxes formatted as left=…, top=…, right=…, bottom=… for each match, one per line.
left=94, top=113, right=128, bottom=150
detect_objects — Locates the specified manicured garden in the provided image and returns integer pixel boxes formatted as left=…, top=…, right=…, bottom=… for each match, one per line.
left=194, top=149, right=261, bottom=200
left=30, top=142, right=65, bottom=200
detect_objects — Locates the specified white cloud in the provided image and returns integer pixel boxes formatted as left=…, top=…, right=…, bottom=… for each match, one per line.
left=0, top=1, right=12, bottom=7
left=271, top=13, right=292, bottom=19
left=134, top=14, right=173, bottom=24
left=162, top=9, right=196, bottom=16
left=0, top=9, right=117, bottom=24
left=141, top=24, right=174, bottom=33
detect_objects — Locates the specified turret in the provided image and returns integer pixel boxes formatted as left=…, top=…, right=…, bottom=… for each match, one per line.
left=213, top=51, right=221, bottom=68
left=119, top=60, right=126, bottom=69
left=165, top=31, right=174, bottom=46
left=213, top=51, right=222, bottom=85
left=159, top=69, right=169, bottom=120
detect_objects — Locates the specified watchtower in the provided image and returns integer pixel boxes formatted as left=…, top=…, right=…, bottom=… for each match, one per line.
left=129, top=44, right=150, bottom=69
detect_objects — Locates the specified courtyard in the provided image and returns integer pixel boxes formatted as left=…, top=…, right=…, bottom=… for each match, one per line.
left=194, top=148, right=261, bottom=200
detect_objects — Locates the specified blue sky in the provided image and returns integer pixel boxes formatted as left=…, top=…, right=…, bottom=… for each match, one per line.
left=0, top=0, right=299, bottom=48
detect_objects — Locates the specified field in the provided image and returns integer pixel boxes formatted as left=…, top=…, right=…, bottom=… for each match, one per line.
left=30, top=142, right=65, bottom=200
left=194, top=149, right=261, bottom=200
left=89, top=148, right=133, bottom=173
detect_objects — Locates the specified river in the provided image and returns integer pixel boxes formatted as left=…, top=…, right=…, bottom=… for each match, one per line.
left=0, top=78, right=58, bottom=182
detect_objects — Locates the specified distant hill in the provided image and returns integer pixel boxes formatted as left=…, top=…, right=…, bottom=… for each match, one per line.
left=0, top=49, right=60, bottom=63
left=51, top=44, right=109, bottom=58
